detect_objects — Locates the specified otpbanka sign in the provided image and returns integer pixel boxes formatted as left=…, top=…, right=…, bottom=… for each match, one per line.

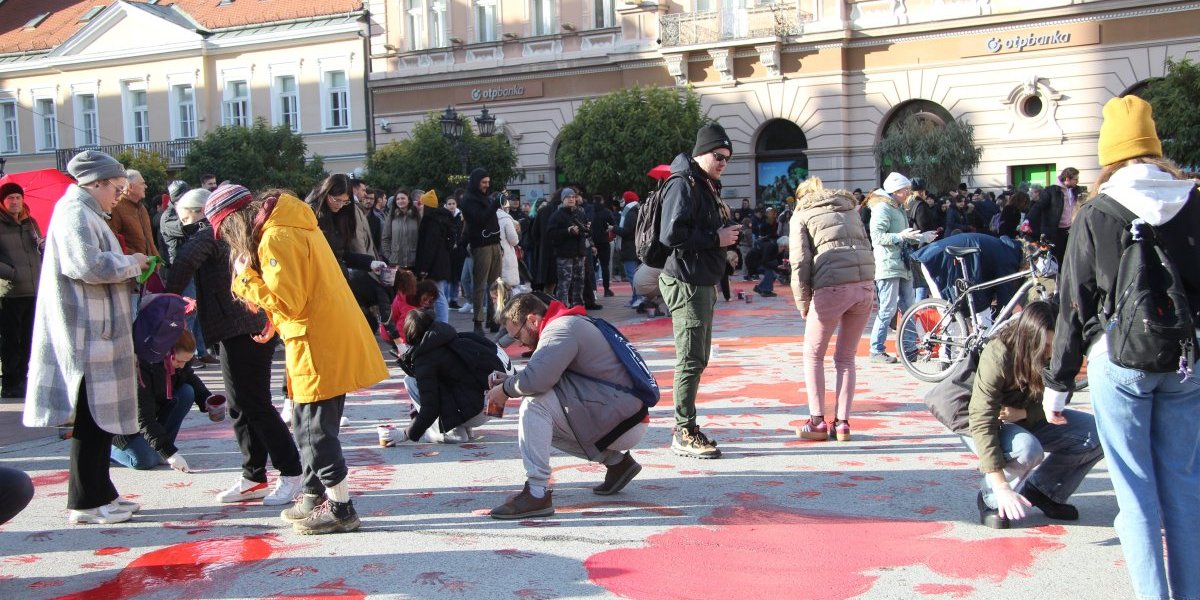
left=965, top=23, right=1098, bottom=58
left=458, top=81, right=544, bottom=105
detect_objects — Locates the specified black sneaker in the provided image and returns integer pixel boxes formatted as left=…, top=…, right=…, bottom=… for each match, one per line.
left=1023, top=484, right=1079, bottom=521
left=672, top=426, right=720, bottom=459
left=293, top=499, right=360, bottom=534
left=603, top=289, right=615, bottom=297
left=280, top=493, right=326, bottom=522
left=448, top=301, right=461, bottom=310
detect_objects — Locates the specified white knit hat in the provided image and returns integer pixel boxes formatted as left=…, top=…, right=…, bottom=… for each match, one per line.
left=882, top=172, right=913, bottom=194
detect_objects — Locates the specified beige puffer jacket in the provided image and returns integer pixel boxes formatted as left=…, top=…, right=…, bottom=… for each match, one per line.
left=789, top=188, right=875, bottom=311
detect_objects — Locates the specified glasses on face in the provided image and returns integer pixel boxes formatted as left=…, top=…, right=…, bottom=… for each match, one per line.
left=507, top=319, right=532, bottom=344
left=711, top=151, right=731, bottom=163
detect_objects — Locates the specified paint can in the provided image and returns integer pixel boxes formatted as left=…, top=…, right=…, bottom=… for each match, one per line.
left=205, top=395, right=227, bottom=422
left=736, top=290, right=745, bottom=300
left=377, top=424, right=395, bottom=447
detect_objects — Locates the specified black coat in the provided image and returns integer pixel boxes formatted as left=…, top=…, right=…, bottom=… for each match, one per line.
left=530, top=199, right=562, bottom=286
left=414, top=207, right=454, bottom=281
left=614, top=203, right=640, bottom=262
left=548, top=205, right=588, bottom=259
left=660, top=153, right=726, bottom=286
left=165, top=221, right=268, bottom=345
left=997, top=205, right=1022, bottom=238
left=401, top=322, right=501, bottom=440
left=590, top=204, right=615, bottom=248
left=112, top=360, right=211, bottom=459
left=1032, top=184, right=1079, bottom=238
left=460, top=169, right=500, bottom=248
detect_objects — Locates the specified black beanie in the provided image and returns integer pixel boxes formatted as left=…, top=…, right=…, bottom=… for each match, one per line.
left=0, top=182, right=23, bottom=199
left=692, top=123, right=732, bottom=157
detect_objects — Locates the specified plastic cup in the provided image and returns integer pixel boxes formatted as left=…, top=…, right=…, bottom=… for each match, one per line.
left=744, top=292, right=754, bottom=303
left=377, top=424, right=395, bottom=447
left=205, top=394, right=227, bottom=422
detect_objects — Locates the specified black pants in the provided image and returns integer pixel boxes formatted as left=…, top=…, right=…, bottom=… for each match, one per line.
left=595, top=243, right=612, bottom=290
left=583, top=250, right=597, bottom=305
left=1050, top=227, right=1069, bottom=267
left=0, top=296, right=35, bottom=394
left=220, top=334, right=302, bottom=483
left=68, top=383, right=118, bottom=510
left=0, top=467, right=34, bottom=525
left=293, top=395, right=347, bottom=495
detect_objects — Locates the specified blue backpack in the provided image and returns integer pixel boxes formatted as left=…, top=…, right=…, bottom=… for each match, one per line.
left=586, top=317, right=660, bottom=407
left=133, top=293, right=192, bottom=364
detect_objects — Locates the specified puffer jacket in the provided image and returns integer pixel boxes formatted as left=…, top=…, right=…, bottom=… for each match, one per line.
left=401, top=321, right=500, bottom=440
left=164, top=220, right=267, bottom=345
left=867, top=191, right=916, bottom=280
left=789, top=188, right=874, bottom=309
left=0, top=206, right=42, bottom=297
left=230, top=194, right=388, bottom=403
left=381, top=208, right=419, bottom=267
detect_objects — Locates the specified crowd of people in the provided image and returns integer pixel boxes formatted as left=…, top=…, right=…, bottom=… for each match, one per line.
left=0, top=96, right=1196, bottom=599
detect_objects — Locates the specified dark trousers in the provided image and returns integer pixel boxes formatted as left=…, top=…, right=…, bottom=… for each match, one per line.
left=583, top=249, right=597, bottom=305
left=596, top=243, right=612, bottom=290
left=1050, top=227, right=1069, bottom=267
left=220, top=334, right=302, bottom=483
left=0, top=467, right=34, bottom=525
left=68, top=383, right=119, bottom=510
left=292, top=395, right=348, bottom=495
left=0, top=296, right=35, bottom=394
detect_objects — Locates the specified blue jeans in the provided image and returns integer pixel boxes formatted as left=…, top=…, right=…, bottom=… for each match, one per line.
left=961, top=408, right=1103, bottom=509
left=460, top=256, right=474, bottom=302
left=622, top=260, right=640, bottom=303
left=754, top=266, right=777, bottom=294
left=110, top=383, right=195, bottom=469
left=431, top=280, right=449, bottom=323
left=1089, top=349, right=1200, bottom=600
left=870, top=277, right=913, bottom=355
left=183, top=279, right=206, bottom=357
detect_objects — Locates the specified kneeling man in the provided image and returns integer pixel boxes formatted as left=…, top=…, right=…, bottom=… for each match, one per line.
left=488, top=293, right=649, bottom=519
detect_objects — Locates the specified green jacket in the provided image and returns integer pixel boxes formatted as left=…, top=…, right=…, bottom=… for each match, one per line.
left=968, top=339, right=1046, bottom=473
left=867, top=192, right=915, bottom=280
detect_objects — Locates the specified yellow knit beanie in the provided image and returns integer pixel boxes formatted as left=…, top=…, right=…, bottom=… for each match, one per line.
left=1098, top=96, right=1162, bottom=167
left=419, top=189, right=438, bottom=209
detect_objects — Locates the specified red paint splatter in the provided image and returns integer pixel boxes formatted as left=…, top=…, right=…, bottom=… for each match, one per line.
left=915, top=506, right=939, bottom=515
left=93, top=547, right=129, bottom=556
left=30, top=471, right=70, bottom=487
left=585, top=504, right=1063, bottom=599
left=30, top=580, right=66, bottom=589
left=265, top=578, right=366, bottom=600
left=1033, top=524, right=1067, bottom=536
left=53, top=536, right=277, bottom=600
left=559, top=501, right=685, bottom=518
left=915, top=583, right=975, bottom=597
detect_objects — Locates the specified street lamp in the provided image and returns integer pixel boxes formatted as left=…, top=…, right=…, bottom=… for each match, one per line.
left=440, top=105, right=497, bottom=175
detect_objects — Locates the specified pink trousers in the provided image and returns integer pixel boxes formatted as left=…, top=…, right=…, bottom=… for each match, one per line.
left=802, top=281, right=875, bottom=420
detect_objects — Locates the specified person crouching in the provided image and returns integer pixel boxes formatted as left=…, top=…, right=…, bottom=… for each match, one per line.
left=487, top=293, right=648, bottom=519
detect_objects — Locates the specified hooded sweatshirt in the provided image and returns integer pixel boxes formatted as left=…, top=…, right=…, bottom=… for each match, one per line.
left=1045, top=163, right=1200, bottom=396
left=461, top=168, right=500, bottom=248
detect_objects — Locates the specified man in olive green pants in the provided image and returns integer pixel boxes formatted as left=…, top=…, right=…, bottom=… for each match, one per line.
left=657, top=123, right=741, bottom=459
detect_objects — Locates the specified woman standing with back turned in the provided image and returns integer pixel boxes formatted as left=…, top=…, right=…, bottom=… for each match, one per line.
left=1044, top=96, right=1200, bottom=600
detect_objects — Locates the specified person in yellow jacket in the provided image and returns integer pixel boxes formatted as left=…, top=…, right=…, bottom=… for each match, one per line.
left=205, top=184, right=388, bottom=535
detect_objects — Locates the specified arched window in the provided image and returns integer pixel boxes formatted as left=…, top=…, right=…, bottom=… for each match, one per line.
left=754, top=119, right=808, bottom=209
left=876, top=99, right=953, bottom=184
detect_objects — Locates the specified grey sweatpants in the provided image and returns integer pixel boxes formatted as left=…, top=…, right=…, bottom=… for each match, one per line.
left=518, top=388, right=648, bottom=488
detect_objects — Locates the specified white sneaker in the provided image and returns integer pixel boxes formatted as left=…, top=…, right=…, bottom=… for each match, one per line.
left=419, top=429, right=445, bottom=443
left=262, top=475, right=303, bottom=506
left=443, top=427, right=469, bottom=444
left=69, top=504, right=132, bottom=525
left=216, top=478, right=270, bottom=503
left=339, top=416, right=350, bottom=427
left=281, top=398, right=293, bottom=425
left=107, top=498, right=141, bottom=513
left=457, top=303, right=474, bottom=314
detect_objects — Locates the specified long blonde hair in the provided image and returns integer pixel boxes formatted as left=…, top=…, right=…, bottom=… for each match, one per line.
left=1092, top=156, right=1185, bottom=194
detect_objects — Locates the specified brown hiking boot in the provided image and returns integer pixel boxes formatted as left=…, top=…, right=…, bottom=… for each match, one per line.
left=280, top=493, right=326, bottom=522
left=292, top=499, right=360, bottom=535
left=593, top=452, right=642, bottom=496
left=489, top=482, right=554, bottom=520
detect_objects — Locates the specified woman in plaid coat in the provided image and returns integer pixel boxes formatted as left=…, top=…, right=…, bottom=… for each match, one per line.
left=23, top=150, right=149, bottom=525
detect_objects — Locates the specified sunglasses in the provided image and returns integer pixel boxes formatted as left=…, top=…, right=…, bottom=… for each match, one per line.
left=711, top=151, right=731, bottom=163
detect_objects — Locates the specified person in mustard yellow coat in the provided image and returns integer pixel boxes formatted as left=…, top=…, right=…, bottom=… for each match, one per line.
left=206, top=184, right=388, bottom=535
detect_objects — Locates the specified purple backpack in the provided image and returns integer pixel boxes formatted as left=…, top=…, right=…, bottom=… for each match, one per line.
left=133, top=293, right=193, bottom=364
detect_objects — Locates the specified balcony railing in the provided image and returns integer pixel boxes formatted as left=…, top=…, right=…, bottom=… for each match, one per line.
left=55, top=139, right=195, bottom=173
left=660, top=3, right=811, bottom=48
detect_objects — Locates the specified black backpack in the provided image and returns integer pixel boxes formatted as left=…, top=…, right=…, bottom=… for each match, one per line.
left=635, top=173, right=692, bottom=269
left=1092, top=195, right=1195, bottom=374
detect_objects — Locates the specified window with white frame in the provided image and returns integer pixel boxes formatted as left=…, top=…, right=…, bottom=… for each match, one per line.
left=76, top=93, right=99, bottom=146
left=594, top=0, right=615, bottom=28
left=275, top=75, right=300, bottom=132
left=0, top=100, right=18, bottom=154
left=323, top=70, right=349, bottom=130
left=131, top=89, right=149, bottom=143
left=696, top=0, right=713, bottom=12
left=530, top=0, right=554, bottom=36
left=475, top=0, right=497, bottom=42
left=34, top=96, right=58, bottom=151
left=222, top=80, right=250, bottom=127
left=406, top=0, right=424, bottom=50
left=429, top=0, right=448, bottom=48
left=171, top=83, right=196, bottom=139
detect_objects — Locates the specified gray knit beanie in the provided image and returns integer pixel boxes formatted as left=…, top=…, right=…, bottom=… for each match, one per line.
left=67, top=150, right=126, bottom=186
left=176, top=189, right=210, bottom=212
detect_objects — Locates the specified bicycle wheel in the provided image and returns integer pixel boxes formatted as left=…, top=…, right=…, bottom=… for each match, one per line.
left=897, top=298, right=972, bottom=383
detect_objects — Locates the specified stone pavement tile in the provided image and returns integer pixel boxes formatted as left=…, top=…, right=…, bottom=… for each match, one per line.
left=0, top=279, right=1131, bottom=598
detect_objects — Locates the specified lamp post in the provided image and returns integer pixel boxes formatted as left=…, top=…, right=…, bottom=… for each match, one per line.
left=440, top=105, right=497, bottom=176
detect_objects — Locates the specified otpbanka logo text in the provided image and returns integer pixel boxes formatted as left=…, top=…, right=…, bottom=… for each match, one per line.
left=987, top=30, right=1072, bottom=53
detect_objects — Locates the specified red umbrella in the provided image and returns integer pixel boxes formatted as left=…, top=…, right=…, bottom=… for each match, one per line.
left=0, top=168, right=75, bottom=231
left=647, top=164, right=672, bottom=181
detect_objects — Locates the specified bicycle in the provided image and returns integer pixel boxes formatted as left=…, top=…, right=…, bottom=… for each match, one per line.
left=896, top=240, right=1058, bottom=383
